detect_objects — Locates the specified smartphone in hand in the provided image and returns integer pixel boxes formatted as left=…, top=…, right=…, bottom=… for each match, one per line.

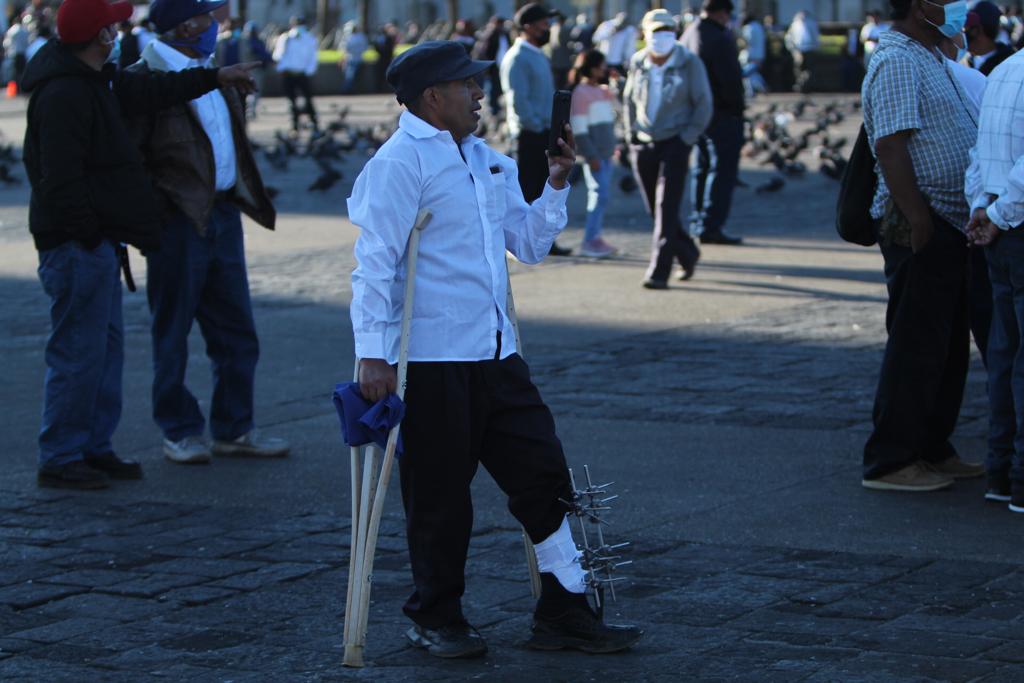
left=548, top=90, right=572, bottom=157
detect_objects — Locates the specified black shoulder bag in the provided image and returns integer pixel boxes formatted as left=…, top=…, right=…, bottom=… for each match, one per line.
left=835, top=124, right=878, bottom=247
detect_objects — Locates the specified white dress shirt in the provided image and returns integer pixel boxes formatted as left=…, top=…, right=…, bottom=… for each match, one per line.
left=946, top=58, right=986, bottom=119
left=151, top=40, right=236, bottom=191
left=349, top=111, right=569, bottom=364
left=965, top=49, right=1024, bottom=229
left=273, top=27, right=318, bottom=75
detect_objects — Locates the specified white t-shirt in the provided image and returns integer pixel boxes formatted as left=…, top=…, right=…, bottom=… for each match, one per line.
left=946, top=58, right=986, bottom=119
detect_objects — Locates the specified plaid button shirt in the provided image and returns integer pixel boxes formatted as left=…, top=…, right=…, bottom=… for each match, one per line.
left=965, top=49, right=1024, bottom=230
left=862, top=30, right=978, bottom=231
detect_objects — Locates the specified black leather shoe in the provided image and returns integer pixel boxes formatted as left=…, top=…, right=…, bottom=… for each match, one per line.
left=528, top=604, right=643, bottom=653
left=85, top=452, right=143, bottom=480
left=700, top=231, right=743, bottom=245
left=406, top=621, right=488, bottom=659
left=642, top=278, right=668, bottom=290
left=549, top=242, right=572, bottom=257
left=38, top=461, right=110, bottom=490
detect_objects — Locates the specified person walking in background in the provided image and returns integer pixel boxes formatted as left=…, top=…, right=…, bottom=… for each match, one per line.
left=339, top=21, right=368, bottom=94
left=860, top=10, right=889, bottom=67
left=593, top=12, right=637, bottom=74
left=25, top=23, right=51, bottom=63
left=547, top=12, right=573, bottom=89
left=965, top=48, right=1024, bottom=511
left=570, top=13, right=594, bottom=52
left=240, top=21, right=271, bottom=118
left=624, top=9, right=713, bottom=289
left=682, top=0, right=746, bottom=246
left=570, top=49, right=618, bottom=258
left=5, top=14, right=30, bottom=86
left=128, top=0, right=288, bottom=466
left=964, top=3, right=1013, bottom=75
left=22, top=0, right=258, bottom=489
left=451, top=18, right=476, bottom=54
left=273, top=15, right=319, bottom=133
left=373, top=22, right=398, bottom=93
left=740, top=13, right=767, bottom=97
left=786, top=10, right=820, bottom=91
left=473, top=15, right=509, bottom=116
left=859, top=0, right=984, bottom=492
left=501, top=2, right=571, bottom=256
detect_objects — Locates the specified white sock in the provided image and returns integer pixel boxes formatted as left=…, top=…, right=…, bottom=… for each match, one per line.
left=533, top=516, right=587, bottom=593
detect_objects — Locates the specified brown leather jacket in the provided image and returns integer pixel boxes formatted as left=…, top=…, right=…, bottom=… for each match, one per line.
left=126, top=43, right=275, bottom=234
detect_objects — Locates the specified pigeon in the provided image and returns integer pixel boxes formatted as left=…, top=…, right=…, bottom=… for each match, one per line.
left=755, top=176, right=785, bottom=193
left=308, top=167, right=342, bottom=192
left=619, top=174, right=638, bottom=194
left=0, top=162, right=20, bottom=184
left=264, top=145, right=288, bottom=171
left=273, top=130, right=298, bottom=156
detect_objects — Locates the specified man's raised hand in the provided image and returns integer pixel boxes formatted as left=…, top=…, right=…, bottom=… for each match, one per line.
left=217, top=62, right=261, bottom=95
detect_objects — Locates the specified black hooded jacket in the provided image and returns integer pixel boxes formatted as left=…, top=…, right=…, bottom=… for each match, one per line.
left=22, top=40, right=221, bottom=252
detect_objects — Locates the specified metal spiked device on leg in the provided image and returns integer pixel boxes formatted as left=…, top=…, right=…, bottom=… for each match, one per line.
left=562, top=465, right=632, bottom=617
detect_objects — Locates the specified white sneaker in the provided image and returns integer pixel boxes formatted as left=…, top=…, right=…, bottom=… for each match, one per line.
left=212, top=429, right=290, bottom=458
left=163, top=435, right=212, bottom=464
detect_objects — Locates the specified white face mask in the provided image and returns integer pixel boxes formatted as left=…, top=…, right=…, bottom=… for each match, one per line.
left=648, top=31, right=676, bottom=56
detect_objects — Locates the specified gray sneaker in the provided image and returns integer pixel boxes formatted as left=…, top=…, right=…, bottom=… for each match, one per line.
left=862, top=461, right=953, bottom=492
left=163, top=436, right=212, bottom=465
left=212, top=429, right=290, bottom=458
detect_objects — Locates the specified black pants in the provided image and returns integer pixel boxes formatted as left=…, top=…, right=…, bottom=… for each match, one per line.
left=691, top=114, right=744, bottom=237
left=863, top=216, right=970, bottom=479
left=399, top=354, right=572, bottom=628
left=970, top=246, right=993, bottom=366
left=281, top=72, right=318, bottom=132
left=516, top=129, right=550, bottom=203
left=630, top=135, right=699, bottom=283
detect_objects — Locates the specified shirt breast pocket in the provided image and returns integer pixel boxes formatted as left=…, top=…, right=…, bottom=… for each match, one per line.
left=486, top=171, right=508, bottom=226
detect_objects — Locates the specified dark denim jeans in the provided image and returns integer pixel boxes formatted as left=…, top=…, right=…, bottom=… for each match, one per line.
left=863, top=217, right=970, bottom=479
left=985, top=230, right=1024, bottom=482
left=145, top=201, right=259, bottom=442
left=37, top=240, right=123, bottom=467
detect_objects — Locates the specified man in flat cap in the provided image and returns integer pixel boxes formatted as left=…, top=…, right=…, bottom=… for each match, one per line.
left=22, top=0, right=258, bottom=490
left=126, top=0, right=287, bottom=465
left=501, top=2, right=571, bottom=256
left=348, top=40, right=642, bottom=658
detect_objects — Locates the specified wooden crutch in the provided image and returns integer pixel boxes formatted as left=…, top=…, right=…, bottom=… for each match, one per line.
left=505, top=270, right=544, bottom=600
left=343, top=208, right=432, bottom=668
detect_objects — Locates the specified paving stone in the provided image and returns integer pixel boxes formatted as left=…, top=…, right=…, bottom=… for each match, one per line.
left=38, top=569, right=145, bottom=588
left=840, top=626, right=1003, bottom=658
left=158, top=585, right=238, bottom=607
left=805, top=652, right=1002, bottom=683
left=207, top=562, right=330, bottom=591
left=886, top=613, right=1009, bottom=636
left=26, top=592, right=164, bottom=622
left=982, top=640, right=1024, bottom=663
left=95, top=572, right=207, bottom=598
left=6, top=617, right=119, bottom=644
left=0, top=582, right=87, bottom=610
left=140, top=558, right=266, bottom=579
left=156, top=537, right=276, bottom=559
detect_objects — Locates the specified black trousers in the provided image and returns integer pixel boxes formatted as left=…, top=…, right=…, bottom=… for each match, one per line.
left=281, top=72, right=318, bottom=132
left=970, top=246, right=993, bottom=366
left=399, top=354, right=572, bottom=628
left=863, top=216, right=970, bottom=479
left=691, top=114, right=744, bottom=237
left=630, top=135, right=699, bottom=283
left=516, top=129, right=551, bottom=203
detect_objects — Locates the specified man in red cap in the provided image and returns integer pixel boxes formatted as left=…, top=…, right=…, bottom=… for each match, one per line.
left=22, top=0, right=259, bottom=490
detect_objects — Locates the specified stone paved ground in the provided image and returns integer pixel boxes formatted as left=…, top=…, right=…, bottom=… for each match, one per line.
left=0, top=93, right=1019, bottom=682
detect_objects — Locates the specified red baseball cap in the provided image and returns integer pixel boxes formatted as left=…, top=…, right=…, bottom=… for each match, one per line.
left=57, top=0, right=133, bottom=44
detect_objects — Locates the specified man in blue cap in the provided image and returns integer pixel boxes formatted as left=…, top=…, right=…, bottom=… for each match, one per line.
left=126, top=0, right=287, bottom=465
left=348, top=40, right=643, bottom=659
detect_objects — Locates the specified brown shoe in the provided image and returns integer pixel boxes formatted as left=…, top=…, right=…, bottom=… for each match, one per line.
left=862, top=461, right=954, bottom=492
left=924, top=456, right=986, bottom=479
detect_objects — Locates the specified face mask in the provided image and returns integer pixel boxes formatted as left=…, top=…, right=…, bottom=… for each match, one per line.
left=648, top=31, right=676, bottom=56
left=536, top=28, right=551, bottom=46
left=166, top=19, right=218, bottom=58
left=922, top=0, right=967, bottom=39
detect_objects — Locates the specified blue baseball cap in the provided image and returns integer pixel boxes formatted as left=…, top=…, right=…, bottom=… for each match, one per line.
left=148, top=0, right=227, bottom=34
left=386, top=41, right=493, bottom=105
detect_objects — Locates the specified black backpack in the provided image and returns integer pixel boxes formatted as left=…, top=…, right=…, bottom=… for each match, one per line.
left=835, top=124, right=878, bottom=247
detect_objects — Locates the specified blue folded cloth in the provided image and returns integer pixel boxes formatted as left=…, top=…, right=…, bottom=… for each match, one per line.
left=332, top=382, right=405, bottom=457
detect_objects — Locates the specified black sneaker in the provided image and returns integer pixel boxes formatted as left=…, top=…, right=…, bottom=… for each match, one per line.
left=549, top=242, right=572, bottom=257
left=84, top=452, right=143, bottom=480
left=527, top=603, right=644, bottom=654
left=985, top=471, right=1011, bottom=502
left=700, top=231, right=743, bottom=245
left=1010, top=481, right=1024, bottom=513
left=641, top=278, right=668, bottom=290
left=405, top=621, right=488, bottom=659
left=37, top=461, right=109, bottom=490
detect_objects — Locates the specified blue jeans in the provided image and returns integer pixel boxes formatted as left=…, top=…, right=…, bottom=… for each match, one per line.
left=986, top=231, right=1024, bottom=482
left=146, top=201, right=259, bottom=442
left=582, top=159, right=612, bottom=243
left=37, top=240, right=123, bottom=467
